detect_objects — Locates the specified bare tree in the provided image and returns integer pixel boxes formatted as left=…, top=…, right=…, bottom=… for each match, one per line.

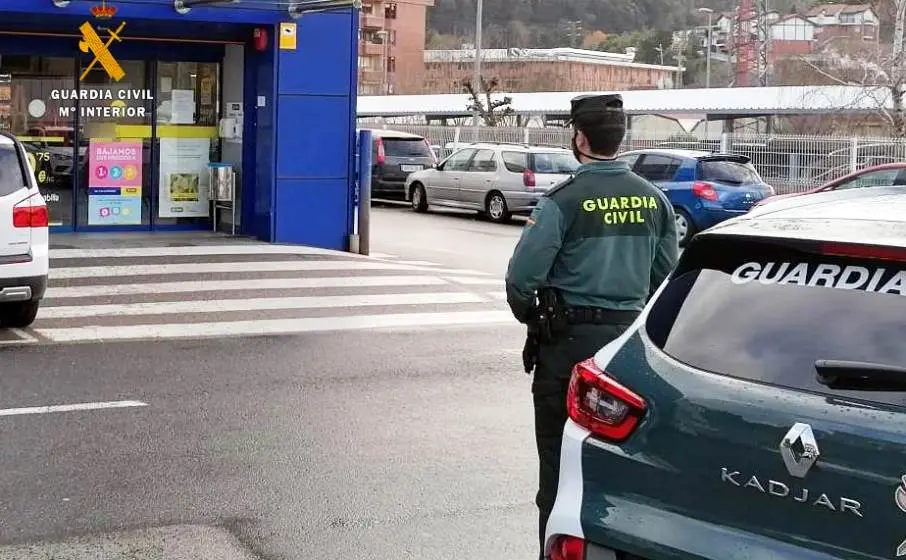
left=799, top=1, right=906, bottom=136
left=462, top=76, right=515, bottom=127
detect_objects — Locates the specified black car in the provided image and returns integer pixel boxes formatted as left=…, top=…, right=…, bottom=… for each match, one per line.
left=363, top=128, right=436, bottom=200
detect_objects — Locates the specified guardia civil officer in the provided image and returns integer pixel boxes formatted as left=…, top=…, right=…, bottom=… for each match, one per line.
left=504, top=94, right=679, bottom=559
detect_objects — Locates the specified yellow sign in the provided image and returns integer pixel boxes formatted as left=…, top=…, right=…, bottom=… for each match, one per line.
left=78, top=20, right=127, bottom=81
left=279, top=22, right=297, bottom=50
left=581, top=195, right=659, bottom=225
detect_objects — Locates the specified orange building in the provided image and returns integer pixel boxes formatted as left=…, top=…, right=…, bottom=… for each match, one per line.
left=357, top=0, right=434, bottom=95
left=421, top=48, right=680, bottom=94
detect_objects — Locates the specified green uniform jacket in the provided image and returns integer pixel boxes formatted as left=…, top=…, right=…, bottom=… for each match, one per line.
left=505, top=159, right=679, bottom=323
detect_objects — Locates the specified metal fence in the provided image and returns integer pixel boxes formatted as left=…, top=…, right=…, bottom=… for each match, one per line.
left=372, top=124, right=906, bottom=195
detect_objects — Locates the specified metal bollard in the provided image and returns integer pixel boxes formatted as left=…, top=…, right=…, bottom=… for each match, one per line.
left=356, top=129, right=372, bottom=255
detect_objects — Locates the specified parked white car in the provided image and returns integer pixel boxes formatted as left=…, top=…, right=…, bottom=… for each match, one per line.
left=404, top=142, right=579, bottom=223
left=0, top=132, right=49, bottom=328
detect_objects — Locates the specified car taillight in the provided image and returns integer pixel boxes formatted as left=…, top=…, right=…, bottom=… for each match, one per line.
left=820, top=241, right=906, bottom=262
left=549, top=535, right=585, bottom=560
left=375, top=137, right=386, bottom=165
left=692, top=181, right=718, bottom=201
left=12, top=194, right=48, bottom=228
left=567, top=358, right=646, bottom=442
left=523, top=169, right=535, bottom=188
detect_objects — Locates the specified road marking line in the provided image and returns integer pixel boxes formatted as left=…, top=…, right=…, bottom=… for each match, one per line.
left=49, top=260, right=494, bottom=280
left=35, top=311, right=518, bottom=343
left=44, top=275, right=449, bottom=299
left=38, top=292, right=487, bottom=319
left=0, top=400, right=148, bottom=416
left=390, top=260, right=442, bottom=266
left=486, top=292, right=508, bottom=300
left=50, top=245, right=368, bottom=260
left=444, top=276, right=503, bottom=285
left=0, top=329, right=37, bottom=344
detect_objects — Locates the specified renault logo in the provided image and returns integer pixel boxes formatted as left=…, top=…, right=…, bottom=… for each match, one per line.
left=780, top=423, right=820, bottom=478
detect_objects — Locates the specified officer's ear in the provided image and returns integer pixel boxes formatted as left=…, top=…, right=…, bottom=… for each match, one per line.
left=574, top=127, right=592, bottom=153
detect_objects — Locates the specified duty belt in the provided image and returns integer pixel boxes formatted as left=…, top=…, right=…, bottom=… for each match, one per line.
left=565, top=306, right=640, bottom=325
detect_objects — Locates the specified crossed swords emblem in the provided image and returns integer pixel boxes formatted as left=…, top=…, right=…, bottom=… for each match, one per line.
left=78, top=21, right=127, bottom=82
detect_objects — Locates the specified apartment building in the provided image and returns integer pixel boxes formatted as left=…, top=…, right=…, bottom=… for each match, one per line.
left=422, top=48, right=679, bottom=94
left=697, top=3, right=877, bottom=59
left=357, top=0, right=434, bottom=95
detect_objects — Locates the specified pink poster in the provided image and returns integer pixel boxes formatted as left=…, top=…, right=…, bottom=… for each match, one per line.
left=88, top=141, right=143, bottom=225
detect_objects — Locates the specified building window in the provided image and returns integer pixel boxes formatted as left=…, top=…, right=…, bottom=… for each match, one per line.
left=387, top=56, right=396, bottom=73
left=385, top=3, right=397, bottom=19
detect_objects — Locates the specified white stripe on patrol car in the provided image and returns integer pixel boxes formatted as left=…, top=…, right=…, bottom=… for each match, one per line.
left=545, top=419, right=589, bottom=553
left=730, top=262, right=906, bottom=295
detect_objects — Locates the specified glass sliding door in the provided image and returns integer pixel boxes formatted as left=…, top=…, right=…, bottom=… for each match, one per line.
left=0, top=56, right=77, bottom=228
left=76, top=59, right=153, bottom=229
left=154, top=60, right=221, bottom=227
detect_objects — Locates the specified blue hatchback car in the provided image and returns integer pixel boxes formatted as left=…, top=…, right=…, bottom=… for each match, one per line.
left=616, top=148, right=775, bottom=245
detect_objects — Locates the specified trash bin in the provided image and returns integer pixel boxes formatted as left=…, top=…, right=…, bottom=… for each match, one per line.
left=208, top=163, right=236, bottom=234
left=209, top=163, right=234, bottom=202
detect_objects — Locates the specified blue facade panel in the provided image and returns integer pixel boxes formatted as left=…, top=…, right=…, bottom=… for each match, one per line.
left=275, top=178, right=349, bottom=249
left=272, top=9, right=358, bottom=251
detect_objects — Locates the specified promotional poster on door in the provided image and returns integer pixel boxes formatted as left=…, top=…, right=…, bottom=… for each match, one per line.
left=88, top=140, right=143, bottom=225
left=159, top=138, right=211, bottom=218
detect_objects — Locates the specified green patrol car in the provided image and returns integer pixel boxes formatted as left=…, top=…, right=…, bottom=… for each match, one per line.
left=545, top=186, right=906, bottom=560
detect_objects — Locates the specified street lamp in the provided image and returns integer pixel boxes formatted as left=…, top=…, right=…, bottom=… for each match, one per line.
left=698, top=7, right=714, bottom=89
left=471, top=0, right=483, bottom=138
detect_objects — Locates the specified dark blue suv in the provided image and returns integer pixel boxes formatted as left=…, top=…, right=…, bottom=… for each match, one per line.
left=545, top=186, right=906, bottom=560
left=617, top=148, right=775, bottom=246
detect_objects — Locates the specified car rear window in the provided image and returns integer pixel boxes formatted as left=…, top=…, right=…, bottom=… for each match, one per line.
left=532, top=152, right=579, bottom=174
left=383, top=138, right=432, bottom=158
left=698, top=159, right=761, bottom=185
left=645, top=236, right=906, bottom=406
left=501, top=151, right=528, bottom=173
left=0, top=144, right=27, bottom=197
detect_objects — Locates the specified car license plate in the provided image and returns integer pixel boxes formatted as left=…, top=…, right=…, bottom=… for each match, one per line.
left=401, top=165, right=423, bottom=172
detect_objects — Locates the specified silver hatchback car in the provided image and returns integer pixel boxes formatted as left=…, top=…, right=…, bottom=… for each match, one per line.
left=404, top=142, right=579, bottom=223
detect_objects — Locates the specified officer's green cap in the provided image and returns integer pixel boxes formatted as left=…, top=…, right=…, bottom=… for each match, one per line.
left=564, top=93, right=624, bottom=127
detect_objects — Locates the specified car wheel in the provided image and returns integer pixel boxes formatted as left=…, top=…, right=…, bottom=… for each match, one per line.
left=674, top=207, right=695, bottom=246
left=485, top=191, right=511, bottom=223
left=411, top=183, right=428, bottom=213
left=0, top=300, right=40, bottom=328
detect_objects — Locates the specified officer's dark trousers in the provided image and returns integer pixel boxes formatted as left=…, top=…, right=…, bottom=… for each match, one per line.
left=532, top=322, right=631, bottom=559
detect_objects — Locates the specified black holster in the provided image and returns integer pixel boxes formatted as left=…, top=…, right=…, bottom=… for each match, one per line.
left=521, top=288, right=568, bottom=374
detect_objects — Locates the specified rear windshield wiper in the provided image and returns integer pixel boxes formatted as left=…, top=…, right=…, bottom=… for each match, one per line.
left=815, top=360, right=906, bottom=391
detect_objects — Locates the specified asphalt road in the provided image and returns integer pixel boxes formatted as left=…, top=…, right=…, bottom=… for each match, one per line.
left=371, top=200, right=526, bottom=276
left=0, top=210, right=540, bottom=559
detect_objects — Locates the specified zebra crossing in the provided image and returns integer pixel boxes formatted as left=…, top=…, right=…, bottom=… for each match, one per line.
left=6, top=243, right=514, bottom=346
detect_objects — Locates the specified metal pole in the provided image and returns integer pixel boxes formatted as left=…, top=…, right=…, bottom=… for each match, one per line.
left=471, top=0, right=483, bottom=139
left=706, top=12, right=712, bottom=88
left=357, top=129, right=372, bottom=255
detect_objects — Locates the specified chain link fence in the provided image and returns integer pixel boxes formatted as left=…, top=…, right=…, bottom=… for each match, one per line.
left=368, top=124, right=906, bottom=195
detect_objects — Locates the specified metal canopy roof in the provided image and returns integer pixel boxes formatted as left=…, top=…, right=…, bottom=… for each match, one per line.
left=356, top=85, right=891, bottom=118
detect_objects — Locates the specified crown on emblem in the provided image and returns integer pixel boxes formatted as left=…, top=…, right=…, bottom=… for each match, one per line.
left=90, top=1, right=117, bottom=19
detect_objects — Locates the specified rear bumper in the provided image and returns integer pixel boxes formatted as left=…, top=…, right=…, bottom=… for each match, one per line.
left=372, top=178, right=407, bottom=198
left=0, top=275, right=47, bottom=302
left=0, top=245, right=49, bottom=302
left=503, top=190, right=543, bottom=214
